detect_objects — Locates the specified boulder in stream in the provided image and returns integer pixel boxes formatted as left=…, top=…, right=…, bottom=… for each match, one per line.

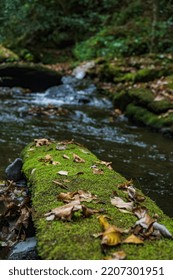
left=5, top=158, right=24, bottom=182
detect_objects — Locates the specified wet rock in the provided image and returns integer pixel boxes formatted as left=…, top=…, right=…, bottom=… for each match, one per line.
left=8, top=237, right=39, bottom=260
left=5, top=158, right=23, bottom=182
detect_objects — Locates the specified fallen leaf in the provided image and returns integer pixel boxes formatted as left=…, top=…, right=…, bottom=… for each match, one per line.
left=45, top=201, right=82, bottom=221
left=38, top=154, right=53, bottom=163
left=82, top=205, right=104, bottom=218
left=63, top=154, right=70, bottom=160
left=118, top=180, right=133, bottom=190
left=15, top=206, right=30, bottom=229
left=56, top=145, right=67, bottom=151
left=95, top=160, right=112, bottom=169
left=153, top=222, right=173, bottom=239
left=52, top=161, right=61, bottom=165
left=34, top=138, right=51, bottom=147
left=133, top=206, right=148, bottom=219
left=127, top=186, right=145, bottom=202
left=73, top=153, right=85, bottom=163
left=57, top=190, right=98, bottom=203
left=57, top=191, right=77, bottom=202
left=111, top=196, right=134, bottom=211
left=98, top=215, right=111, bottom=231
left=102, top=229, right=121, bottom=246
left=52, top=180, right=68, bottom=190
left=57, top=171, right=68, bottom=176
left=79, top=149, right=89, bottom=154
left=98, top=215, right=128, bottom=233
left=123, top=234, right=144, bottom=244
left=93, top=168, right=104, bottom=174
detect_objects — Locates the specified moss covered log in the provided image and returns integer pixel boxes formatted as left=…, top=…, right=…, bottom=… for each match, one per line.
left=21, top=140, right=173, bottom=260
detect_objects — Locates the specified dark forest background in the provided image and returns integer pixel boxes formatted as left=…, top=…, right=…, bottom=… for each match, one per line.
left=0, top=0, right=173, bottom=62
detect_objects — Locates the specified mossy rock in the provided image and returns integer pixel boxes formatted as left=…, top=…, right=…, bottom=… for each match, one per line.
left=125, top=103, right=173, bottom=130
left=165, top=75, right=173, bottom=90
left=112, top=90, right=133, bottom=110
left=149, top=100, right=173, bottom=114
left=22, top=140, right=173, bottom=259
left=114, top=68, right=166, bottom=83
left=128, top=88, right=154, bottom=105
left=0, top=45, right=19, bottom=63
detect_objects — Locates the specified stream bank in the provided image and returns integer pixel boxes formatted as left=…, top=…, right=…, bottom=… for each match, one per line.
left=87, top=54, right=173, bottom=136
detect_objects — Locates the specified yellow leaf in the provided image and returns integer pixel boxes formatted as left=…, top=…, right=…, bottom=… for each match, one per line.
left=99, top=215, right=111, bottom=230
left=102, top=230, right=121, bottom=246
left=123, top=234, right=143, bottom=244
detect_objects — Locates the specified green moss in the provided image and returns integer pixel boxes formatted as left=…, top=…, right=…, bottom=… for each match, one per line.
left=128, top=88, right=154, bottom=105
left=165, top=75, right=173, bottom=90
left=22, top=141, right=173, bottom=259
left=149, top=100, right=173, bottom=113
left=115, top=68, right=165, bottom=83
left=126, top=104, right=160, bottom=128
left=0, top=44, right=19, bottom=62
left=112, top=90, right=132, bottom=110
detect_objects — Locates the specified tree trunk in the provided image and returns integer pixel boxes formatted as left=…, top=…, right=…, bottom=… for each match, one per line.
left=150, top=0, right=159, bottom=53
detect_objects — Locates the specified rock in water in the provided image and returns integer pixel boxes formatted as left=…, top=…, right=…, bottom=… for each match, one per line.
left=5, top=158, right=23, bottom=181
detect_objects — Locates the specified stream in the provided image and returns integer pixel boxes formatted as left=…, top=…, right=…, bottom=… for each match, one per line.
left=0, top=72, right=173, bottom=221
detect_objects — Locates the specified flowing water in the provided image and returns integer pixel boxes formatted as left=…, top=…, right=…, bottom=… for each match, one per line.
left=0, top=74, right=173, bottom=219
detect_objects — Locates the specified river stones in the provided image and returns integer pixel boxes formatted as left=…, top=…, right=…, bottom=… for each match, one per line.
left=5, top=158, right=24, bottom=182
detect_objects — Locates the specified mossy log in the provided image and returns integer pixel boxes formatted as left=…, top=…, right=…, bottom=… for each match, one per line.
left=22, top=140, right=173, bottom=259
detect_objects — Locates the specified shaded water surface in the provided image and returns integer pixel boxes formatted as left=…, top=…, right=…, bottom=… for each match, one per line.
left=0, top=74, right=173, bottom=218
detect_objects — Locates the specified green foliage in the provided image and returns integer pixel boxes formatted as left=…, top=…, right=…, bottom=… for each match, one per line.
left=0, top=0, right=173, bottom=60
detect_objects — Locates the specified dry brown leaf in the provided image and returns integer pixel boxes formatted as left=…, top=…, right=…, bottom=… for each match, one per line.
left=57, top=191, right=78, bottom=202
left=44, top=154, right=52, bottom=162
left=133, top=206, right=148, bottom=219
left=63, top=154, right=70, bottom=160
left=52, top=161, right=61, bottom=165
left=34, top=138, right=52, bottom=147
left=57, top=190, right=98, bottom=203
left=57, top=170, right=68, bottom=176
left=82, top=205, right=104, bottom=218
left=45, top=201, right=82, bottom=221
left=123, top=234, right=144, bottom=244
left=127, top=186, right=145, bottom=202
left=56, top=145, right=67, bottom=150
left=111, top=196, right=134, bottom=211
left=93, top=168, right=104, bottom=175
left=15, top=206, right=30, bottom=229
left=95, top=160, right=113, bottom=169
left=76, top=190, right=98, bottom=202
left=118, top=180, right=133, bottom=190
left=105, top=250, right=126, bottom=260
left=133, top=207, right=155, bottom=236
left=73, top=153, right=85, bottom=163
